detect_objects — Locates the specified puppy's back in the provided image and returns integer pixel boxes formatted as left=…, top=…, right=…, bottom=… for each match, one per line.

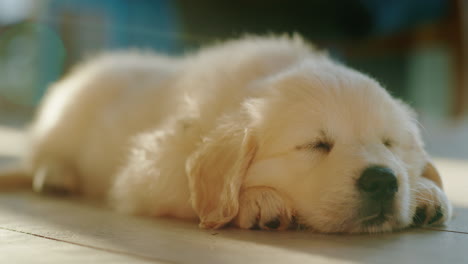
left=26, top=35, right=323, bottom=198
left=28, top=52, right=182, bottom=197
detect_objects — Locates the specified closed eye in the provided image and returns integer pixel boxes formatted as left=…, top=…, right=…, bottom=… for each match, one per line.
left=383, top=138, right=393, bottom=148
left=296, top=140, right=334, bottom=153
left=312, top=141, right=333, bottom=152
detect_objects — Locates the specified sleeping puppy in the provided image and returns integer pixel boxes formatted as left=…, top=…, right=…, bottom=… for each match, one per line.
left=25, top=35, right=451, bottom=233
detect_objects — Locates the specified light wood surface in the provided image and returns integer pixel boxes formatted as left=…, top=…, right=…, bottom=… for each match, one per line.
left=1, top=126, right=467, bottom=264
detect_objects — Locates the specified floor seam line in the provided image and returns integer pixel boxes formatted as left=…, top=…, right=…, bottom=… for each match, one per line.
left=421, top=227, right=468, bottom=235
left=0, top=226, right=176, bottom=264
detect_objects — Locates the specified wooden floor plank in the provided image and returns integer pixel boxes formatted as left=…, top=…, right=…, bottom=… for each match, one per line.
left=0, top=227, right=165, bottom=264
left=0, top=191, right=467, bottom=264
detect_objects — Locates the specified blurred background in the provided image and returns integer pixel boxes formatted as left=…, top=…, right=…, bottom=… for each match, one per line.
left=0, top=0, right=467, bottom=159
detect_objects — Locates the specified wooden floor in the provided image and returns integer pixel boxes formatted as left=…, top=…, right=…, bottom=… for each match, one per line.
left=1, top=125, right=468, bottom=264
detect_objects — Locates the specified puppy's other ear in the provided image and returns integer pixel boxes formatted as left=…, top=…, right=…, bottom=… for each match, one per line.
left=422, top=159, right=444, bottom=189
left=186, top=125, right=257, bottom=229
left=396, top=99, right=444, bottom=190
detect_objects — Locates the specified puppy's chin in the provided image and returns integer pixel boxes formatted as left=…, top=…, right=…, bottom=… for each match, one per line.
left=297, top=206, right=413, bottom=234
left=347, top=216, right=407, bottom=234
left=299, top=218, right=405, bottom=234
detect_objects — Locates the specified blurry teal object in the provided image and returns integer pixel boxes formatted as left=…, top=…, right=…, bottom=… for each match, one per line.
left=44, top=0, right=181, bottom=52
left=361, top=0, right=447, bottom=35
left=37, top=23, right=66, bottom=103
left=36, top=0, right=181, bottom=103
left=0, top=22, right=65, bottom=107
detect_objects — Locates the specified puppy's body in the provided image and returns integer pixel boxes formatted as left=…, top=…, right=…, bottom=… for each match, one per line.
left=29, top=37, right=313, bottom=214
left=26, top=36, right=451, bottom=233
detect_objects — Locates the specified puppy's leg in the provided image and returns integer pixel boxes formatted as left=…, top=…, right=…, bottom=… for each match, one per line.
left=412, top=177, right=452, bottom=226
left=32, top=161, right=79, bottom=195
left=109, top=127, right=197, bottom=219
left=233, top=187, right=295, bottom=230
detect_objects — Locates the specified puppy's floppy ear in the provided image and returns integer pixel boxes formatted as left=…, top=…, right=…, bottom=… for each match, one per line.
left=186, top=123, right=257, bottom=229
left=422, top=159, right=444, bottom=189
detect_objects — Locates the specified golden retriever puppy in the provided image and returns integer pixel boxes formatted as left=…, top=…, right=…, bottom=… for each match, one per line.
left=26, top=35, right=451, bottom=233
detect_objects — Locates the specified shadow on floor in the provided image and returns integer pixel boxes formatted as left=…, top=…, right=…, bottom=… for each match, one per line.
left=0, top=191, right=467, bottom=264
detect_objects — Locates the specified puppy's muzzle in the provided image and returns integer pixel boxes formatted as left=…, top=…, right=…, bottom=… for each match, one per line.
left=357, top=166, right=398, bottom=225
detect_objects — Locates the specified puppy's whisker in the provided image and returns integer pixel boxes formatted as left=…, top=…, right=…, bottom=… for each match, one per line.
left=356, top=213, right=380, bottom=223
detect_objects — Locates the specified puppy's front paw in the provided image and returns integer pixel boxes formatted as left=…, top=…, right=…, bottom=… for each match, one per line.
left=233, top=187, right=294, bottom=231
left=412, top=178, right=452, bottom=226
left=33, top=162, right=79, bottom=195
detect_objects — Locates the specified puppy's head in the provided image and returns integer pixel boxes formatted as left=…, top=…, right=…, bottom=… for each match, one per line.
left=242, top=60, right=442, bottom=233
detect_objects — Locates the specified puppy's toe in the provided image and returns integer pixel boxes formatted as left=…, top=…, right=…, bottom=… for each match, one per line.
left=33, top=162, right=79, bottom=195
left=233, top=187, right=294, bottom=231
left=259, top=214, right=291, bottom=231
left=428, top=206, right=444, bottom=225
left=264, top=218, right=281, bottom=229
left=412, top=206, right=427, bottom=226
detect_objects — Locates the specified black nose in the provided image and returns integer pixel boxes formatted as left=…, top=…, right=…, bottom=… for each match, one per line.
left=358, top=166, right=398, bottom=200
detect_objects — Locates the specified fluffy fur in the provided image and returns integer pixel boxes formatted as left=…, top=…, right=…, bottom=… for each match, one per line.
left=25, top=35, right=452, bottom=233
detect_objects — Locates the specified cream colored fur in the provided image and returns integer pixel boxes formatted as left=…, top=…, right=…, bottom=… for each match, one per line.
left=26, top=35, right=452, bottom=233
